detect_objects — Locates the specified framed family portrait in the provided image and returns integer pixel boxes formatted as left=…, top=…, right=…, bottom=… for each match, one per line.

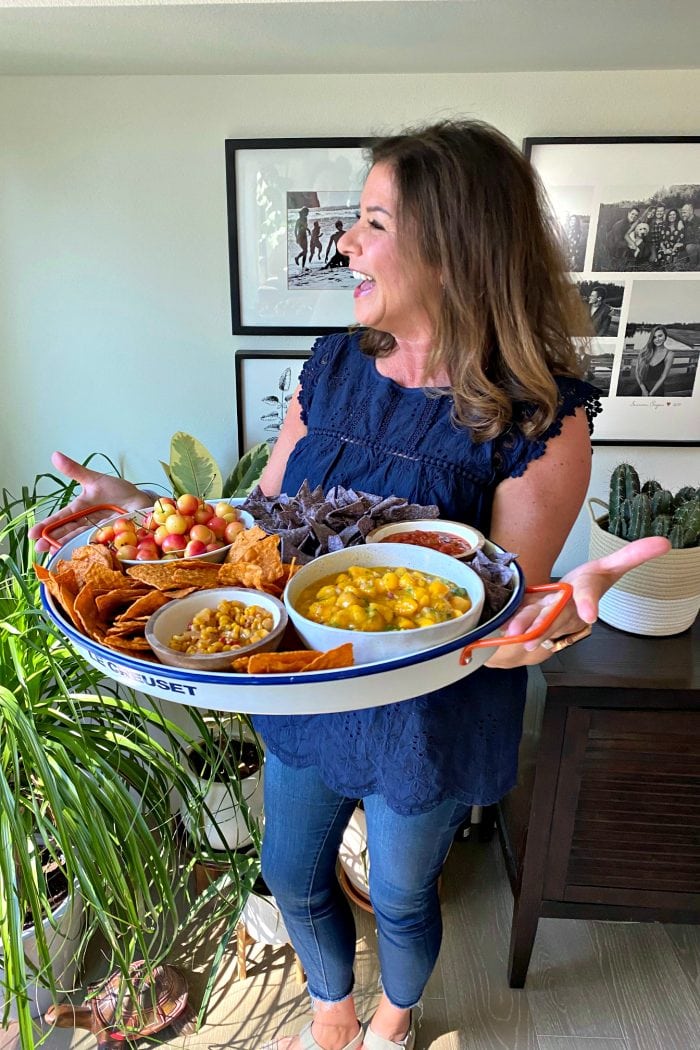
left=226, top=137, right=374, bottom=335
left=524, top=136, right=700, bottom=446
left=235, top=350, right=311, bottom=453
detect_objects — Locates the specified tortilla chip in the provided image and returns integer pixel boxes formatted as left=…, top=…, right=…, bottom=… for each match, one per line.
left=35, top=563, right=81, bottom=628
left=73, top=583, right=109, bottom=641
left=126, top=561, right=220, bottom=591
left=116, top=590, right=171, bottom=620
left=244, top=643, right=354, bottom=675
left=217, top=561, right=264, bottom=589
left=102, top=634, right=154, bottom=653
left=54, top=560, right=80, bottom=586
left=224, top=526, right=269, bottom=564
left=246, top=650, right=322, bottom=674
left=73, top=544, right=114, bottom=568
left=71, top=545, right=120, bottom=587
left=304, top=643, right=354, bottom=671
left=231, top=655, right=251, bottom=672
left=95, top=588, right=150, bottom=618
left=248, top=536, right=284, bottom=582
left=106, top=619, right=149, bottom=635
left=84, top=564, right=129, bottom=592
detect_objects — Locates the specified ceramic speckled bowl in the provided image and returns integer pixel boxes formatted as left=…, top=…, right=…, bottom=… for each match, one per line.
left=145, top=587, right=287, bottom=671
left=284, top=542, right=485, bottom=666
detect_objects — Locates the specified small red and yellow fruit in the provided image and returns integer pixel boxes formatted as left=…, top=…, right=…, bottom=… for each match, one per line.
left=91, top=494, right=246, bottom=562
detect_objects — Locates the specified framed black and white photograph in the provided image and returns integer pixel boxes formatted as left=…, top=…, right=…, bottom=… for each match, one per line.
left=235, top=350, right=311, bottom=453
left=226, top=137, right=374, bottom=335
left=573, top=279, right=625, bottom=338
left=524, top=136, right=700, bottom=444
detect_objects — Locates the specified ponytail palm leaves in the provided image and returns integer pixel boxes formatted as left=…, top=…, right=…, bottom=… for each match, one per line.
left=1, top=474, right=259, bottom=1050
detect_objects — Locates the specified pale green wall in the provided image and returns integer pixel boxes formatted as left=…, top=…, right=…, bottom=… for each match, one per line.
left=2, top=70, right=699, bottom=572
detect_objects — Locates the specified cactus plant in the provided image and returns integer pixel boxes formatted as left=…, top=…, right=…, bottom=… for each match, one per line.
left=606, top=465, right=700, bottom=549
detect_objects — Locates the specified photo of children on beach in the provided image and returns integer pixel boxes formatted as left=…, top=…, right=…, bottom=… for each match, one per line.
left=287, top=191, right=360, bottom=290
left=593, top=185, right=700, bottom=272
left=616, top=280, right=700, bottom=398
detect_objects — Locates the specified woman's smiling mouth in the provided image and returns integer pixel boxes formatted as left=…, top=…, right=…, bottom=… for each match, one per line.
left=352, top=270, right=375, bottom=298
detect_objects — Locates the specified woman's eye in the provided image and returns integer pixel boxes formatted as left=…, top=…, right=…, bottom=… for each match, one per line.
left=368, top=219, right=385, bottom=231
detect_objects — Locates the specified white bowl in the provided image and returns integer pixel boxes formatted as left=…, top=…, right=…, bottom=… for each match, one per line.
left=145, top=587, right=287, bottom=671
left=89, top=501, right=255, bottom=567
left=364, top=519, right=485, bottom=560
left=284, top=543, right=485, bottom=666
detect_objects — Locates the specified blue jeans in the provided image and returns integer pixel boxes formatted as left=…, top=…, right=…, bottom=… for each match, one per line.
left=261, top=751, right=471, bottom=1009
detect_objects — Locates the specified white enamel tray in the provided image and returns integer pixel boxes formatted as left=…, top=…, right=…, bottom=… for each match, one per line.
left=40, top=528, right=528, bottom=715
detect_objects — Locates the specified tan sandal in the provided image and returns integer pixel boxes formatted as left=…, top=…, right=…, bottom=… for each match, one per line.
left=263, top=1020, right=364, bottom=1050
left=363, top=1014, right=415, bottom=1050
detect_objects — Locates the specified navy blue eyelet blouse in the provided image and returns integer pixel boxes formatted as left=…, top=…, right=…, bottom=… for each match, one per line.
left=252, top=331, right=601, bottom=815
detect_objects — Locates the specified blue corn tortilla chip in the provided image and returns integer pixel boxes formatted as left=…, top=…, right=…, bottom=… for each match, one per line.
left=242, top=483, right=440, bottom=563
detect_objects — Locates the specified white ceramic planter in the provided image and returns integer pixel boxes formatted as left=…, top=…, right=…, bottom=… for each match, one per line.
left=241, top=893, right=290, bottom=947
left=0, top=891, right=84, bottom=1020
left=180, top=733, right=264, bottom=851
left=338, top=807, right=370, bottom=899
left=588, top=499, right=700, bottom=636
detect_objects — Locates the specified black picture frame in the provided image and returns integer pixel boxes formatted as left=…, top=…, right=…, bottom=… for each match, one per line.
left=523, top=136, right=700, bottom=446
left=226, top=137, right=375, bottom=335
left=235, top=350, right=311, bottom=453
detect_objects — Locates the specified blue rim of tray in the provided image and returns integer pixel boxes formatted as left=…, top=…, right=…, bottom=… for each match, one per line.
left=41, top=531, right=525, bottom=687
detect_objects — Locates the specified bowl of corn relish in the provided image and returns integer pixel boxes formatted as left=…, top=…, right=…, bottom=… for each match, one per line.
left=284, top=543, right=485, bottom=665
left=145, top=587, right=287, bottom=670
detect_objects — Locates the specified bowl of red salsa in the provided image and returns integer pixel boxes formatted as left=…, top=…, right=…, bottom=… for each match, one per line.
left=364, top=519, right=485, bottom=560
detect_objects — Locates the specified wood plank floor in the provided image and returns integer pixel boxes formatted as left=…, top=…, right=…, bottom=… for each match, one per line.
left=3, top=835, right=700, bottom=1050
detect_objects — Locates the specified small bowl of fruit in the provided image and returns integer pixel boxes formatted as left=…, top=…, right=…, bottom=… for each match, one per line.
left=90, top=493, right=255, bottom=566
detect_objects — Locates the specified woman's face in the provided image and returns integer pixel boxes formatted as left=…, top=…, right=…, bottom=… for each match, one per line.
left=338, top=162, right=437, bottom=340
left=653, top=327, right=667, bottom=347
left=667, top=209, right=679, bottom=224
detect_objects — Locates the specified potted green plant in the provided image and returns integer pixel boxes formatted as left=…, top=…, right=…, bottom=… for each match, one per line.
left=588, top=462, right=700, bottom=635
left=0, top=470, right=259, bottom=1050
left=162, top=432, right=270, bottom=501
left=179, top=716, right=264, bottom=854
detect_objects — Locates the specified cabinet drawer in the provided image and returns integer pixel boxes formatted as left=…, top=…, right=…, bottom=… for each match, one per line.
left=543, top=709, right=700, bottom=903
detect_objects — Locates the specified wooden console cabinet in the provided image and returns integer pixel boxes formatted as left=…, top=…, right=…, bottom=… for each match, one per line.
left=498, top=617, right=700, bottom=987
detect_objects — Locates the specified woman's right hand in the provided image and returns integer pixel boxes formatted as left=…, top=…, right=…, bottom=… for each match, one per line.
left=28, top=451, right=153, bottom=553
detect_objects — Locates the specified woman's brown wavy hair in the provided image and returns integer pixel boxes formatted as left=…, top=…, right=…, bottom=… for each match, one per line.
left=360, top=120, right=591, bottom=442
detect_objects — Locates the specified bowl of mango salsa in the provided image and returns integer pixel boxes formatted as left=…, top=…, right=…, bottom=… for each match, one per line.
left=284, top=543, right=485, bottom=666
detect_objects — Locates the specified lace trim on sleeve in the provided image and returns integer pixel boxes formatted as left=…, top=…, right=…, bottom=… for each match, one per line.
left=500, top=378, right=603, bottom=480
left=297, top=333, right=350, bottom=426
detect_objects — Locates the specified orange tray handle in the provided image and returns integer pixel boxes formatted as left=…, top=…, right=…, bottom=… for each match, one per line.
left=460, top=582, right=574, bottom=665
left=40, top=504, right=130, bottom=551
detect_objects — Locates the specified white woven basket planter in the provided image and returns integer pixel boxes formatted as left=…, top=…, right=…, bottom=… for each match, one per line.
left=588, top=498, right=700, bottom=637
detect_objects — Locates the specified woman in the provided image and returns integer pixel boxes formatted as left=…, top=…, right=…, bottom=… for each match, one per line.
left=565, top=213, right=584, bottom=270
left=31, top=121, right=669, bottom=1050
left=635, top=325, right=675, bottom=397
left=657, top=208, right=685, bottom=268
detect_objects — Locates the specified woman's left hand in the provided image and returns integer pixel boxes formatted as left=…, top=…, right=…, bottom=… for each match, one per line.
left=484, top=536, right=671, bottom=668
